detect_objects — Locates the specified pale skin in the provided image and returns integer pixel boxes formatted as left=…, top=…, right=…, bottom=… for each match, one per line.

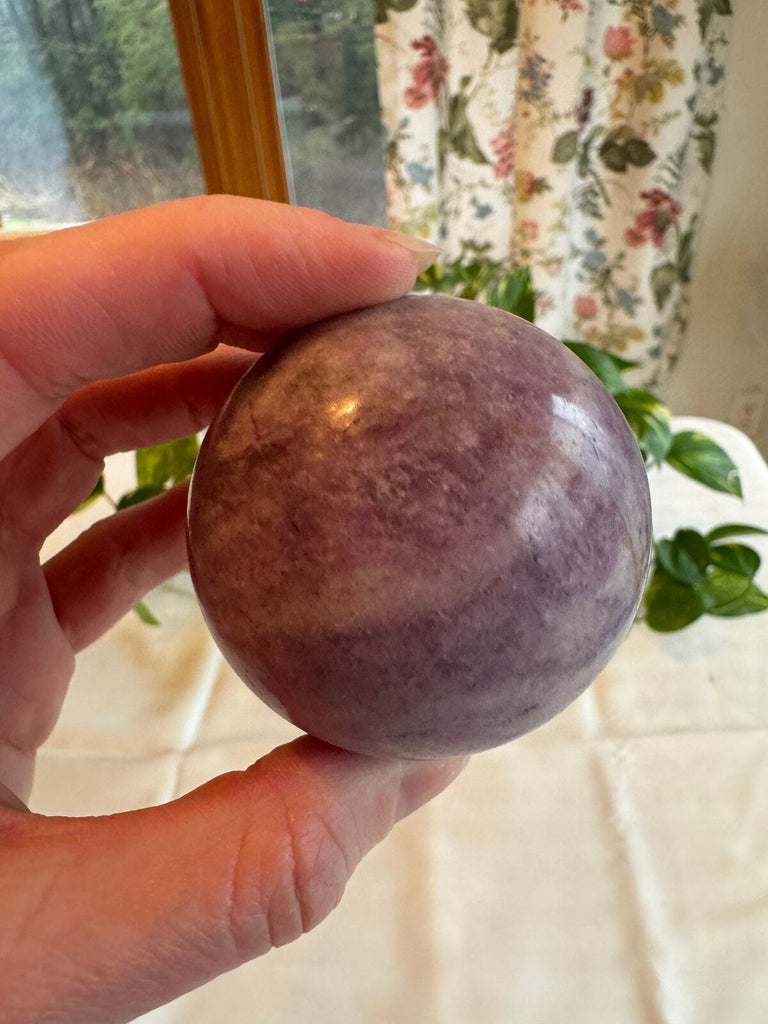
left=0, top=195, right=464, bottom=1023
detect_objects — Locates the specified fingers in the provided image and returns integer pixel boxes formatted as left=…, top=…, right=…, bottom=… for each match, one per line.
left=0, top=196, right=439, bottom=458
left=0, top=738, right=466, bottom=1024
left=5, top=347, right=256, bottom=546
left=57, top=345, right=258, bottom=459
left=0, top=782, right=28, bottom=813
left=44, top=482, right=190, bottom=652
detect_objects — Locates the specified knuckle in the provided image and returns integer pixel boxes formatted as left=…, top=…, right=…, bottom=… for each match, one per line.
left=226, top=782, right=352, bottom=960
left=54, top=403, right=106, bottom=469
left=281, top=806, right=352, bottom=940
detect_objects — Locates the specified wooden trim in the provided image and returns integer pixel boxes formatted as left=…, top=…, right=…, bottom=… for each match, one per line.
left=168, top=0, right=291, bottom=203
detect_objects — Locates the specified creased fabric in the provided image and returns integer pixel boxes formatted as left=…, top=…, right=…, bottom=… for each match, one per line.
left=33, top=419, right=768, bottom=1024
left=374, top=0, right=733, bottom=384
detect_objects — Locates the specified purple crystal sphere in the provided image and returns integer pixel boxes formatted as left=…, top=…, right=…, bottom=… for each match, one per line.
left=187, top=295, right=652, bottom=758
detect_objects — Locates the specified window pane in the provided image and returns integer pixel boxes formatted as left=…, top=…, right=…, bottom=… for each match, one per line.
left=0, top=0, right=203, bottom=230
left=267, top=0, right=387, bottom=226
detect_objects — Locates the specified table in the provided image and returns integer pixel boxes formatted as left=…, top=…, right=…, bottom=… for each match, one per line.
left=35, top=417, right=768, bottom=1024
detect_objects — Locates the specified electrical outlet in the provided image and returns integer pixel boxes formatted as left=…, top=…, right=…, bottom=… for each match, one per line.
left=729, top=384, right=768, bottom=439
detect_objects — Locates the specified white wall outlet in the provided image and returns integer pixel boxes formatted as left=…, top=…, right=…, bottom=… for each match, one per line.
left=729, top=384, right=768, bottom=440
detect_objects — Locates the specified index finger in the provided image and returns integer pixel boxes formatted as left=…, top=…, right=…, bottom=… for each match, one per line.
left=0, top=195, right=438, bottom=457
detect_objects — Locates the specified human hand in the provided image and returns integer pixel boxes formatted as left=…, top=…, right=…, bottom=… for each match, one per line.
left=0, top=196, right=463, bottom=1022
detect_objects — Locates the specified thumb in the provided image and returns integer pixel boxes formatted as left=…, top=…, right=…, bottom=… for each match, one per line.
left=1, top=738, right=466, bottom=1024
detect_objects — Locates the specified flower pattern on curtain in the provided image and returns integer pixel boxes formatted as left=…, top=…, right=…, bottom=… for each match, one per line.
left=374, top=0, right=733, bottom=384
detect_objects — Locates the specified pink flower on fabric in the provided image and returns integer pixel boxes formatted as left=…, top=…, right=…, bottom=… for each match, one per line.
left=519, top=219, right=539, bottom=241
left=603, top=25, right=635, bottom=60
left=574, top=294, right=599, bottom=319
left=536, top=0, right=584, bottom=12
left=404, top=35, right=449, bottom=110
left=491, top=125, right=515, bottom=179
left=624, top=225, right=647, bottom=247
left=515, top=170, right=550, bottom=203
left=624, top=188, right=683, bottom=247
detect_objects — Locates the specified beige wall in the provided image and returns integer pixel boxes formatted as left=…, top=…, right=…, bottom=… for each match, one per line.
left=661, top=0, right=768, bottom=457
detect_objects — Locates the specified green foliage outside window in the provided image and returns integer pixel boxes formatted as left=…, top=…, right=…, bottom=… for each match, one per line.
left=413, top=258, right=768, bottom=633
left=0, top=0, right=201, bottom=221
left=268, top=0, right=383, bottom=151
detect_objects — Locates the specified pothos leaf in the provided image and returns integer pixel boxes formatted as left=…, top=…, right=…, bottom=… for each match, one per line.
left=655, top=529, right=709, bottom=586
left=564, top=341, right=637, bottom=395
left=487, top=267, right=535, bottom=322
left=708, top=582, right=768, bottom=618
left=646, top=522, right=768, bottom=630
left=697, top=568, right=753, bottom=612
left=75, top=474, right=105, bottom=513
left=133, top=600, right=161, bottom=626
left=644, top=572, right=704, bottom=632
left=456, top=259, right=502, bottom=299
left=665, top=431, right=742, bottom=496
left=116, top=484, right=166, bottom=512
left=615, top=388, right=672, bottom=465
left=705, top=523, right=768, bottom=544
left=136, top=436, right=200, bottom=490
left=708, top=543, right=761, bottom=578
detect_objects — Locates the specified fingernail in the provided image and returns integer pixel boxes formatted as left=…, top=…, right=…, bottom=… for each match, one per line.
left=371, top=227, right=442, bottom=275
left=0, top=781, right=30, bottom=813
left=396, top=755, right=469, bottom=820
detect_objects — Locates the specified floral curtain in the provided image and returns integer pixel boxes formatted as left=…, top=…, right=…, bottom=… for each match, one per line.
left=374, top=0, right=733, bottom=385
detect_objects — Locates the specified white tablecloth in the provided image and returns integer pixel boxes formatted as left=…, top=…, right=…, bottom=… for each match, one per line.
left=35, top=417, right=768, bottom=1024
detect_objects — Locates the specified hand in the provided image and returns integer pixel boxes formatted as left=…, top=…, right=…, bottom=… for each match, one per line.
left=0, top=196, right=461, bottom=1023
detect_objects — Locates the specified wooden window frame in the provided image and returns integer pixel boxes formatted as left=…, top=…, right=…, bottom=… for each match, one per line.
left=167, top=0, right=291, bottom=203
left=0, top=0, right=289, bottom=240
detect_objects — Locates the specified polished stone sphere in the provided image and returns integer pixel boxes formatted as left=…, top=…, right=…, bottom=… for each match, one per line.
left=187, top=295, right=652, bottom=758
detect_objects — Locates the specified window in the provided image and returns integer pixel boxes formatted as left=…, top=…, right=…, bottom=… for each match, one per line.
left=266, top=0, right=387, bottom=225
left=169, top=0, right=387, bottom=224
left=1, top=0, right=387, bottom=233
left=0, top=0, right=203, bottom=231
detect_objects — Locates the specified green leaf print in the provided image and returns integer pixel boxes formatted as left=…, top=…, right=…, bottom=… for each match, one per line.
left=634, top=74, right=665, bottom=104
left=551, top=130, right=578, bottom=164
left=696, top=0, right=732, bottom=40
left=625, top=137, right=656, bottom=168
left=650, top=262, right=678, bottom=310
left=375, top=0, right=419, bottom=24
left=465, top=0, right=519, bottom=55
left=677, top=220, right=697, bottom=284
left=599, top=137, right=629, bottom=173
left=598, top=127, right=656, bottom=174
left=694, top=130, right=715, bottom=174
left=445, top=91, right=489, bottom=164
left=692, top=113, right=718, bottom=175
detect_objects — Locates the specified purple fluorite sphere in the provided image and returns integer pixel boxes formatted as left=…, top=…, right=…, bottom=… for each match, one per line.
left=187, top=295, right=652, bottom=758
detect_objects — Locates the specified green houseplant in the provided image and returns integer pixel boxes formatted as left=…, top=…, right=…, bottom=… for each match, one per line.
left=79, top=255, right=768, bottom=633
left=415, top=256, right=768, bottom=632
